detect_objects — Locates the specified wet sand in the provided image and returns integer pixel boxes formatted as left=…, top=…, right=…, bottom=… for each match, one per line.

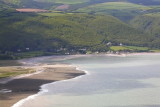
left=0, top=64, right=85, bottom=107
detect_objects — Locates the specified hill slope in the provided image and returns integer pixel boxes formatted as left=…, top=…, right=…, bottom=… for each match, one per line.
left=0, top=10, right=152, bottom=58
left=130, top=13, right=160, bottom=48
left=130, top=13, right=160, bottom=36
left=76, top=2, right=151, bottom=21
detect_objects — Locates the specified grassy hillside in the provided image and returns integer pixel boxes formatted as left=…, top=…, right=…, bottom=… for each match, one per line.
left=76, top=2, right=151, bottom=21
left=2, top=0, right=160, bottom=11
left=127, top=0, right=160, bottom=5
left=0, top=0, right=14, bottom=10
left=35, top=0, right=90, bottom=4
left=0, top=10, right=153, bottom=59
left=130, top=13, right=160, bottom=36
left=0, top=11, right=104, bottom=56
left=130, top=12, right=160, bottom=48
left=87, top=15, right=151, bottom=45
left=1, top=0, right=21, bottom=5
left=0, top=0, right=59, bottom=9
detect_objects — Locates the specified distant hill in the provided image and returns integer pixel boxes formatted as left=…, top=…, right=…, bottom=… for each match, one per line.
left=1, top=0, right=160, bottom=10
left=127, top=0, right=160, bottom=5
left=34, top=0, right=90, bottom=4
left=0, top=0, right=58, bottom=9
left=76, top=2, right=151, bottom=21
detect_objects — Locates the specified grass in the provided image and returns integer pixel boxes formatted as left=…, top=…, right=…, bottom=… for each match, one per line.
left=76, top=2, right=152, bottom=21
left=44, top=0, right=89, bottom=4
left=2, top=0, right=20, bottom=4
left=39, top=13, right=65, bottom=16
left=130, top=12, right=160, bottom=37
left=0, top=67, right=35, bottom=78
left=110, top=46, right=149, bottom=51
left=77, top=2, right=151, bottom=12
left=110, top=46, right=129, bottom=51
left=125, top=46, right=149, bottom=51
left=144, top=12, right=160, bottom=17
left=38, top=12, right=74, bottom=17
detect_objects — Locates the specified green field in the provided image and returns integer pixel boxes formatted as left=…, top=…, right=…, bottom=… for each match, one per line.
left=39, top=13, right=66, bottom=16
left=37, top=0, right=89, bottom=4
left=110, top=46, right=149, bottom=51
left=39, top=12, right=74, bottom=17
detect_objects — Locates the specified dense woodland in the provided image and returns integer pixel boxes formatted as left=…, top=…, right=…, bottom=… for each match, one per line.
left=1, top=0, right=160, bottom=59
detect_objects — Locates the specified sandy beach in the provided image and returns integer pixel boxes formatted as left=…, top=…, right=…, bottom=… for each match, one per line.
left=0, top=64, right=85, bottom=107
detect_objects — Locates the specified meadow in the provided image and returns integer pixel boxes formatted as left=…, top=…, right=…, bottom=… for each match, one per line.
left=110, top=46, right=149, bottom=52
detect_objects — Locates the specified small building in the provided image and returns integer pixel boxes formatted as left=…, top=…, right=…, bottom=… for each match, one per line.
left=119, top=43, right=123, bottom=46
left=26, top=48, right=30, bottom=50
left=107, top=42, right=112, bottom=46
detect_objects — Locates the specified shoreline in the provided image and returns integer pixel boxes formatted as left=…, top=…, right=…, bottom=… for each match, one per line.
left=12, top=65, right=88, bottom=107
left=0, top=63, right=85, bottom=107
left=1, top=52, right=160, bottom=107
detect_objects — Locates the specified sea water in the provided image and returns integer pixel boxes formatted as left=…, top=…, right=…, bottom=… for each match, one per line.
left=14, top=54, right=160, bottom=107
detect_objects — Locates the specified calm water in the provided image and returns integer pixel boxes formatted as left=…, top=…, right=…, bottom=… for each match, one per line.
left=14, top=54, right=160, bottom=107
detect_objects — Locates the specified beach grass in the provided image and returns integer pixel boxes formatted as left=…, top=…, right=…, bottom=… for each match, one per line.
left=0, top=67, right=35, bottom=78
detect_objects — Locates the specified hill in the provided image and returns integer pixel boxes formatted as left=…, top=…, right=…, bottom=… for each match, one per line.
left=1, top=0, right=160, bottom=11
left=127, top=0, right=160, bottom=6
left=130, top=12, right=160, bottom=48
left=76, top=2, right=151, bottom=21
left=1, top=0, right=160, bottom=59
left=130, top=13, right=160, bottom=36
left=0, top=0, right=58, bottom=9
left=35, top=0, right=90, bottom=4
left=0, top=10, right=153, bottom=59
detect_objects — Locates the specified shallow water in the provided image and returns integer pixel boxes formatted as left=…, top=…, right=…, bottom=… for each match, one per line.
left=14, top=54, right=160, bottom=107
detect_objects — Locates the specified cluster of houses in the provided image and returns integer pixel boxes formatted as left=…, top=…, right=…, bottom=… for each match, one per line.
left=15, top=42, right=125, bottom=55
